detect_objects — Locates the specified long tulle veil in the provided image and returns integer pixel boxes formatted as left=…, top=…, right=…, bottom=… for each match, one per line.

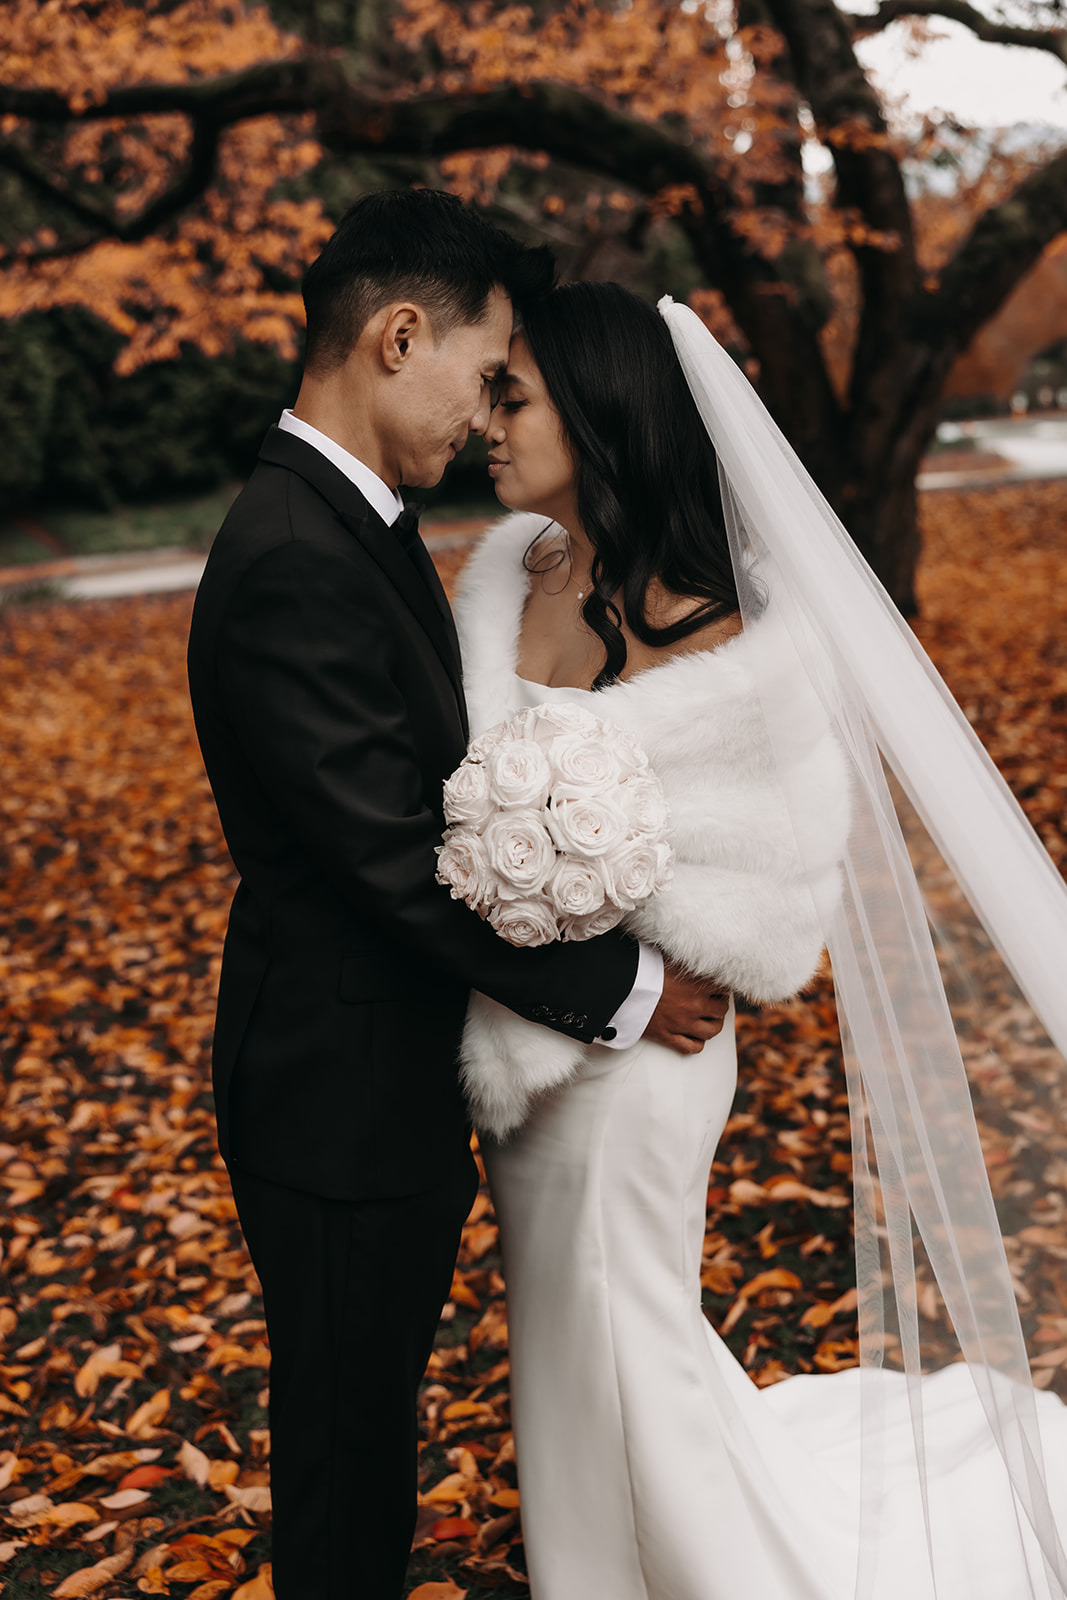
left=658, top=296, right=1067, bottom=1597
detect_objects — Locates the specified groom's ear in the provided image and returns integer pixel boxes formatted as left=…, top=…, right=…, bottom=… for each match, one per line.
left=377, top=303, right=428, bottom=373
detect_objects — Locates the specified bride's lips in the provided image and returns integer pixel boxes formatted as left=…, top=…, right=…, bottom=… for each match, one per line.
left=488, top=458, right=508, bottom=477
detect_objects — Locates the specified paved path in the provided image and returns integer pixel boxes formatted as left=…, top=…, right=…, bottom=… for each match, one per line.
left=918, top=416, right=1067, bottom=490
left=0, top=519, right=493, bottom=604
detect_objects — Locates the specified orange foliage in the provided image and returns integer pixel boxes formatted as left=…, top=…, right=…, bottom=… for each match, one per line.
left=395, top=0, right=797, bottom=206
left=0, top=1, right=330, bottom=370
left=1, top=0, right=292, bottom=106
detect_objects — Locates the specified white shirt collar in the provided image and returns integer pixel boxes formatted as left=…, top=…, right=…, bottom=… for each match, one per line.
left=277, top=410, right=405, bottom=528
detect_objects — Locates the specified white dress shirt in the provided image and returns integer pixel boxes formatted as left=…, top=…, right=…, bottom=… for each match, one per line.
left=274, top=409, right=665, bottom=1049
left=278, top=409, right=404, bottom=526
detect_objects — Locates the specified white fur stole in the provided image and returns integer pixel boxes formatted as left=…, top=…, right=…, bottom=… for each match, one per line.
left=452, top=512, right=851, bottom=1138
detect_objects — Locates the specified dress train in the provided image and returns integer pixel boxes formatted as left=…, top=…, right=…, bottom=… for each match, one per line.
left=486, top=1022, right=1067, bottom=1599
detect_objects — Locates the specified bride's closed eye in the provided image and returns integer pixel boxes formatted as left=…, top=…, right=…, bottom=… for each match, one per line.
left=500, top=400, right=528, bottom=414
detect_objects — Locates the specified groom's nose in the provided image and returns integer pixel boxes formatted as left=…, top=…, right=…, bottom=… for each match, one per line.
left=470, top=378, right=499, bottom=437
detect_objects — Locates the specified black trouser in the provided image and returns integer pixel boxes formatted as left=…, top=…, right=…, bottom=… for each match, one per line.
left=228, top=1153, right=479, bottom=1599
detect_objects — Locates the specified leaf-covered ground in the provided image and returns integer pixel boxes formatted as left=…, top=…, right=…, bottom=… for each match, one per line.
left=0, top=480, right=1064, bottom=1599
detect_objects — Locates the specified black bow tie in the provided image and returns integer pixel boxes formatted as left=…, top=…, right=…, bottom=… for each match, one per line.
left=394, top=505, right=422, bottom=553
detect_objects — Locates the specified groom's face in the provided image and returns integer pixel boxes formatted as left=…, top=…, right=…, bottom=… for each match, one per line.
left=382, top=288, right=514, bottom=489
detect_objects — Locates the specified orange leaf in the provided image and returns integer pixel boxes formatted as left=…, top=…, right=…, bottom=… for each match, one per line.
left=232, top=1564, right=274, bottom=1600
left=52, top=1547, right=133, bottom=1597
left=449, top=1272, right=481, bottom=1310
left=761, top=1176, right=850, bottom=1208
left=165, top=1560, right=215, bottom=1582
left=441, top=1400, right=492, bottom=1421
left=814, top=1338, right=860, bottom=1373
left=39, top=1502, right=100, bottom=1529
left=431, top=1516, right=478, bottom=1540
left=739, top=1269, right=802, bottom=1296
left=74, top=1344, right=142, bottom=1399
left=207, top=1459, right=240, bottom=1489
left=407, top=1586, right=468, bottom=1600
left=422, top=1472, right=474, bottom=1504
left=117, top=1464, right=173, bottom=1492
left=126, top=1387, right=170, bottom=1439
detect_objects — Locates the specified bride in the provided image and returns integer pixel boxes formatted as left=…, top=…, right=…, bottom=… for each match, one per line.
left=449, top=280, right=1067, bottom=1598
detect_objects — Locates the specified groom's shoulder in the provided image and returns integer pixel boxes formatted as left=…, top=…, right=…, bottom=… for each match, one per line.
left=204, top=450, right=374, bottom=590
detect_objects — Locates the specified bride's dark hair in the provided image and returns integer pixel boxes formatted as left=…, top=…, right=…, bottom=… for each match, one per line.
left=519, top=280, right=739, bottom=690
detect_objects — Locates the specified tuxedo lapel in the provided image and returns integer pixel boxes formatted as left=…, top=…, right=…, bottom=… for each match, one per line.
left=343, top=510, right=468, bottom=729
left=404, top=536, right=465, bottom=680
left=258, top=428, right=467, bottom=731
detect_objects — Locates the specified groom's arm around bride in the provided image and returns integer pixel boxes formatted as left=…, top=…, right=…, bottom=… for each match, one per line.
left=187, top=190, right=725, bottom=1600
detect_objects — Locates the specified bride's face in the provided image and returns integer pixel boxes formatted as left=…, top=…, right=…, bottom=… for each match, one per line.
left=486, top=334, right=578, bottom=525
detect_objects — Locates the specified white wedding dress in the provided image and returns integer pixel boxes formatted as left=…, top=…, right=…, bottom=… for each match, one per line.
left=483, top=672, right=1067, bottom=1600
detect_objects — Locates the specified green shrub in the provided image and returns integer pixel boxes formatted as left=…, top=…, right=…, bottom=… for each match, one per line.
left=0, top=307, right=300, bottom=513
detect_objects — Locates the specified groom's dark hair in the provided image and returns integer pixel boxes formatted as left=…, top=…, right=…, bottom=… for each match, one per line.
left=302, top=188, right=555, bottom=373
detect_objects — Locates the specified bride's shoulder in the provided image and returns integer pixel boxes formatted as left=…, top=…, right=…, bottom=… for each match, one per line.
left=620, top=599, right=744, bottom=684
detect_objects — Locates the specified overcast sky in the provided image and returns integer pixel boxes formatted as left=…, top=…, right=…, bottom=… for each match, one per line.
left=852, top=15, right=1067, bottom=133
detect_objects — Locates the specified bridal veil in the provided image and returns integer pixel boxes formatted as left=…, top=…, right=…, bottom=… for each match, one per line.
left=659, top=296, right=1067, bottom=1597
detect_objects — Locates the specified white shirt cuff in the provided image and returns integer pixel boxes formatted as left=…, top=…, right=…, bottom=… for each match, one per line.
left=597, top=942, right=664, bottom=1048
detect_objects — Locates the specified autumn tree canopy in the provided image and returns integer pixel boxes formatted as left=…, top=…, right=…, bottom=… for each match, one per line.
left=1, top=0, right=1065, bottom=603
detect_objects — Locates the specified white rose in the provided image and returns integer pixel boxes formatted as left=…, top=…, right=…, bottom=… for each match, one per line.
left=443, top=759, right=493, bottom=827
left=614, top=727, right=652, bottom=776
left=546, top=790, right=629, bottom=858
left=500, top=706, right=540, bottom=741
left=560, top=902, right=624, bottom=942
left=466, top=726, right=506, bottom=763
left=551, top=733, right=623, bottom=792
left=601, top=836, right=669, bottom=911
left=435, top=828, right=495, bottom=912
left=485, top=738, right=552, bottom=810
left=527, top=700, right=601, bottom=740
left=654, top=839, right=674, bottom=891
left=488, top=896, right=560, bottom=948
left=546, top=856, right=608, bottom=920
left=481, top=812, right=557, bottom=899
left=622, top=773, right=670, bottom=837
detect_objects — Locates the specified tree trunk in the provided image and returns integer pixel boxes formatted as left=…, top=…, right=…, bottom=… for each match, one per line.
left=841, top=462, right=922, bottom=615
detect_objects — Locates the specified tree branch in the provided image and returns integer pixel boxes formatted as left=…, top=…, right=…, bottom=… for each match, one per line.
left=0, top=118, right=221, bottom=248
left=928, top=144, right=1067, bottom=365
left=0, top=57, right=335, bottom=124
left=855, top=0, right=1067, bottom=65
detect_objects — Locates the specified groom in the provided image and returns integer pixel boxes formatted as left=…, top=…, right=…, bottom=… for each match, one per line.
left=187, top=189, right=728, bottom=1598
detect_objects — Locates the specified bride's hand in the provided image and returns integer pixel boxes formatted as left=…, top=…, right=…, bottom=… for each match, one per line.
left=644, top=963, right=731, bottom=1055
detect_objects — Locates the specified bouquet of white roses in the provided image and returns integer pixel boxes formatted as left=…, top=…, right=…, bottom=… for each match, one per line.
left=435, top=700, right=673, bottom=947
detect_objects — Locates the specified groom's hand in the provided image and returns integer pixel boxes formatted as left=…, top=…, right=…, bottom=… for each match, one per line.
left=644, top=963, right=731, bottom=1055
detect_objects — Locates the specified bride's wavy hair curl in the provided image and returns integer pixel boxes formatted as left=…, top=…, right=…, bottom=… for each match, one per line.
left=519, top=281, right=740, bottom=689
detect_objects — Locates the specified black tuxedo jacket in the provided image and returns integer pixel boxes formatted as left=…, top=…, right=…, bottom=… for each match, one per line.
left=187, top=427, right=639, bottom=1200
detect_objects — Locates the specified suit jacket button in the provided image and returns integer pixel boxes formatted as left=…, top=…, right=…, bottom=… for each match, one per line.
left=600, top=1025, right=617, bottom=1041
